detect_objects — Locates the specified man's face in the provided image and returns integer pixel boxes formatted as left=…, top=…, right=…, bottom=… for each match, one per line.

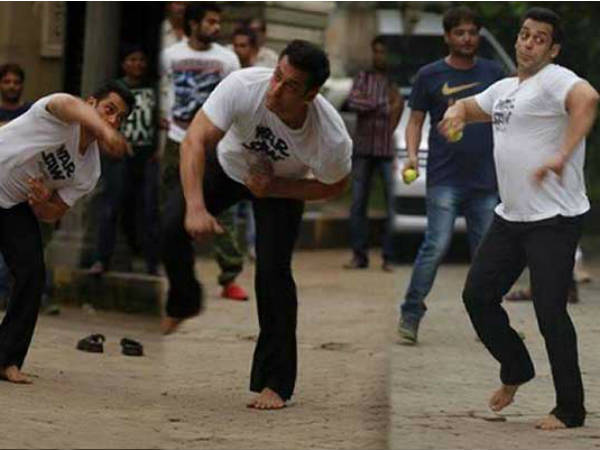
left=0, top=72, right=23, bottom=104
left=191, top=10, right=221, bottom=43
left=121, top=51, right=148, bottom=80
left=232, top=35, right=255, bottom=66
left=372, top=42, right=387, bottom=71
left=515, top=18, right=559, bottom=75
left=444, top=21, right=480, bottom=58
left=249, top=19, right=266, bottom=47
left=167, top=1, right=187, bottom=21
left=89, top=92, right=130, bottom=130
left=266, top=55, right=317, bottom=115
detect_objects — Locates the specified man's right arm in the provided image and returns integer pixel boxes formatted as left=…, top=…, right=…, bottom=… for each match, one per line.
left=179, top=110, right=226, bottom=240
left=347, top=73, right=378, bottom=112
left=405, top=110, right=425, bottom=172
left=46, top=94, right=129, bottom=157
left=437, top=98, right=491, bottom=140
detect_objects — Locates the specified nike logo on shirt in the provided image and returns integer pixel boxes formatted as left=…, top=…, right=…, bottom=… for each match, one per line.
left=441, top=81, right=481, bottom=96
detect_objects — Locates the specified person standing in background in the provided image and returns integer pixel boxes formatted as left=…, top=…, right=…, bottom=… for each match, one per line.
left=160, top=2, right=249, bottom=302
left=344, top=36, right=404, bottom=272
left=248, top=18, right=279, bottom=68
left=396, top=6, right=505, bottom=344
left=90, top=45, right=160, bottom=275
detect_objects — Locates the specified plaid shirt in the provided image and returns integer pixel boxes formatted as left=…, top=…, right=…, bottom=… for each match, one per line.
left=347, top=70, right=395, bottom=158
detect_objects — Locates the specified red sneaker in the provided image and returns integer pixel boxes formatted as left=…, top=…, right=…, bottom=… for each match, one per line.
left=221, top=283, right=249, bottom=301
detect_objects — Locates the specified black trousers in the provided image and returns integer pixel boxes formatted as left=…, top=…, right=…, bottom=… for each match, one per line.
left=463, top=213, right=585, bottom=427
left=0, top=203, right=46, bottom=369
left=161, top=150, right=304, bottom=400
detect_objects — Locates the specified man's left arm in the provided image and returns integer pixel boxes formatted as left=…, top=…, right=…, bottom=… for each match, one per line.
left=265, top=175, right=349, bottom=201
left=533, top=81, right=600, bottom=184
left=27, top=178, right=69, bottom=223
left=245, top=155, right=350, bottom=201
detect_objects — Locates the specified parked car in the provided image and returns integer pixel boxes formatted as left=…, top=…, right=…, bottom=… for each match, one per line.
left=322, top=9, right=516, bottom=234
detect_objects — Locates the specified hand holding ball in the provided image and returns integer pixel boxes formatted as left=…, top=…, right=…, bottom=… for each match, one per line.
left=447, top=126, right=463, bottom=143
left=403, top=168, right=418, bottom=185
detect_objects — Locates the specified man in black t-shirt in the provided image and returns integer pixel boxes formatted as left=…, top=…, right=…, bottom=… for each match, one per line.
left=0, top=63, right=31, bottom=126
left=397, top=7, right=505, bottom=344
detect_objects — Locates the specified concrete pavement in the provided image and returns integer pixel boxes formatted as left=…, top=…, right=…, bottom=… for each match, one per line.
left=389, top=263, right=600, bottom=449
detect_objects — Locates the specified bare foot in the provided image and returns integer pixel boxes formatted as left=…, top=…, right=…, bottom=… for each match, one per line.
left=535, top=415, right=567, bottom=430
left=247, top=388, right=286, bottom=410
left=161, top=316, right=186, bottom=335
left=0, top=365, right=32, bottom=384
left=489, top=384, right=519, bottom=412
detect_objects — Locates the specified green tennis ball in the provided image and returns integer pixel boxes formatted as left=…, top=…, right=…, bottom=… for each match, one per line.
left=448, top=128, right=463, bottom=143
left=403, top=168, right=418, bottom=184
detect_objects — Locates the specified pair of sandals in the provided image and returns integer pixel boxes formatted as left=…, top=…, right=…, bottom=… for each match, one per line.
left=76, top=334, right=144, bottom=356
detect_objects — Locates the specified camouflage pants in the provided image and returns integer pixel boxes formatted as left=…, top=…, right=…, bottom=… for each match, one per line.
left=161, top=139, right=243, bottom=286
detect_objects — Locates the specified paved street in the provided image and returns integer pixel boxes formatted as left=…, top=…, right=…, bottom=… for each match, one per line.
left=390, top=263, right=600, bottom=449
left=0, top=249, right=397, bottom=449
left=4, top=247, right=600, bottom=449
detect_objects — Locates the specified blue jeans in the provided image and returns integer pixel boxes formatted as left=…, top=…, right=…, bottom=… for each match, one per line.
left=349, top=156, right=395, bottom=264
left=400, top=185, right=499, bottom=323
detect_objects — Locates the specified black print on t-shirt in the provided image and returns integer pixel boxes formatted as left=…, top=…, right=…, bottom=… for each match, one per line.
left=41, top=146, right=75, bottom=181
left=493, top=98, right=515, bottom=132
left=242, top=126, right=290, bottom=161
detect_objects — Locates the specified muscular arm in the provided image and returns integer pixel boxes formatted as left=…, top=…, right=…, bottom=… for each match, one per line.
left=30, top=192, right=69, bottom=223
left=533, top=81, right=600, bottom=183
left=438, top=97, right=491, bottom=139
left=267, top=175, right=349, bottom=201
left=562, top=81, right=599, bottom=158
left=46, top=94, right=129, bottom=157
left=180, top=110, right=225, bottom=238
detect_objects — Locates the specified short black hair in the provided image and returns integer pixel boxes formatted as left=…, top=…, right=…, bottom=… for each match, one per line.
left=279, top=40, right=330, bottom=90
left=232, top=27, right=257, bottom=48
left=520, top=7, right=563, bottom=44
left=120, top=43, right=146, bottom=62
left=371, top=35, right=386, bottom=49
left=0, top=63, right=25, bottom=83
left=183, top=2, right=221, bottom=36
left=91, top=80, right=136, bottom=116
left=443, top=6, right=482, bottom=33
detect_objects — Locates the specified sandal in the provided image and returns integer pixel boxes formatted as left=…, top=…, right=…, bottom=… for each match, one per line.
left=120, top=338, right=144, bottom=357
left=76, top=334, right=105, bottom=353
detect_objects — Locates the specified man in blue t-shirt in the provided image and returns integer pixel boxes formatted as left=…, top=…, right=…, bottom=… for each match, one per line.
left=397, top=6, right=506, bottom=344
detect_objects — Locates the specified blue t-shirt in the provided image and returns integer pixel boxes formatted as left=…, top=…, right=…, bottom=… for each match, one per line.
left=409, top=58, right=505, bottom=191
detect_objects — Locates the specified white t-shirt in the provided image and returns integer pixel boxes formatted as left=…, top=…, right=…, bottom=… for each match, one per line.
left=475, top=64, right=589, bottom=222
left=202, top=67, right=352, bottom=185
left=0, top=94, right=100, bottom=208
left=160, top=40, right=240, bottom=143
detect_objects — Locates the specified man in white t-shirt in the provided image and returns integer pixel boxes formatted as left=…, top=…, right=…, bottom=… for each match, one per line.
left=440, top=8, right=599, bottom=430
left=160, top=2, right=250, bottom=302
left=0, top=81, right=133, bottom=384
left=161, top=40, right=352, bottom=409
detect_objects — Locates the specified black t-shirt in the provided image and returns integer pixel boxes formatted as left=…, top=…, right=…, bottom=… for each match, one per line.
left=409, top=58, right=505, bottom=191
left=118, top=78, right=158, bottom=161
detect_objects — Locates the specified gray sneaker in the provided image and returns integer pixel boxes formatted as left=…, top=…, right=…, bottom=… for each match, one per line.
left=397, top=318, right=419, bottom=344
